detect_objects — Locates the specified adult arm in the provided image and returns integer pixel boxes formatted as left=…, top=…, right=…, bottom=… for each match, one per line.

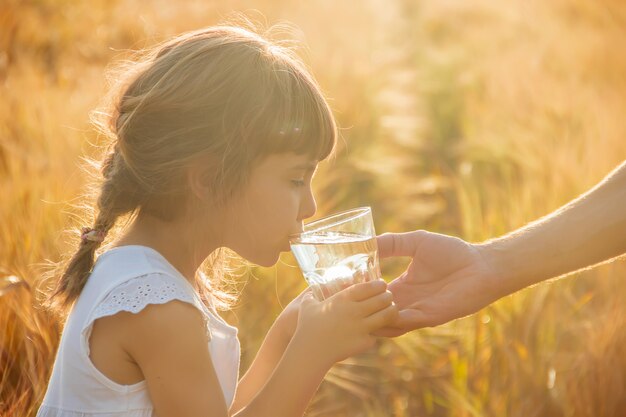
left=480, top=159, right=626, bottom=294
left=377, top=160, right=626, bottom=335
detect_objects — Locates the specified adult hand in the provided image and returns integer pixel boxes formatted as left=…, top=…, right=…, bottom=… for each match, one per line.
left=374, top=230, right=502, bottom=336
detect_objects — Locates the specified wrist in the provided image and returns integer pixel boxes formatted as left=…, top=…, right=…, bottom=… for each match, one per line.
left=237, top=325, right=331, bottom=417
left=290, top=327, right=336, bottom=370
left=474, top=239, right=532, bottom=298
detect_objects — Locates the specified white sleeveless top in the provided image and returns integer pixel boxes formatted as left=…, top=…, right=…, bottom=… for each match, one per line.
left=36, top=245, right=240, bottom=417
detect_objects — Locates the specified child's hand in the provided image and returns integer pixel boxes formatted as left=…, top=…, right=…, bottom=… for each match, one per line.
left=273, top=269, right=382, bottom=345
left=293, top=279, right=398, bottom=367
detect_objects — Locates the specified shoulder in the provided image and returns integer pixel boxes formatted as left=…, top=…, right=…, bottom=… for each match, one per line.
left=91, top=271, right=210, bottom=336
left=114, top=297, right=229, bottom=416
left=116, top=298, right=209, bottom=360
left=88, top=272, right=212, bottom=358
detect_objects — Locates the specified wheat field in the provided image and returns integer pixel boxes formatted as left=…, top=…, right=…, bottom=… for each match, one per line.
left=1, top=0, right=626, bottom=416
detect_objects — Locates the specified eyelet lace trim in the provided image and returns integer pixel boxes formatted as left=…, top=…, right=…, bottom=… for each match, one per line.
left=91, top=273, right=202, bottom=322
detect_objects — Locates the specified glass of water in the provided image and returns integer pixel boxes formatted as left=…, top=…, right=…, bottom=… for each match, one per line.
left=289, top=207, right=383, bottom=300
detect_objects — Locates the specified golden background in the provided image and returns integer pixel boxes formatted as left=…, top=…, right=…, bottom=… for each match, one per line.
left=1, top=0, right=625, bottom=416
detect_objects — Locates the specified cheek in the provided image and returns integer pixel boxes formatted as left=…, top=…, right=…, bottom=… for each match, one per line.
left=237, top=182, right=298, bottom=238
left=225, top=188, right=297, bottom=263
left=254, top=186, right=298, bottom=228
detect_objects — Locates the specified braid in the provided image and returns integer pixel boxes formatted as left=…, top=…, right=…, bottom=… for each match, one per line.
left=44, top=145, right=143, bottom=312
left=101, top=143, right=119, bottom=179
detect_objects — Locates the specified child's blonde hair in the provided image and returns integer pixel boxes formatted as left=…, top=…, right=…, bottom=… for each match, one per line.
left=42, top=25, right=336, bottom=318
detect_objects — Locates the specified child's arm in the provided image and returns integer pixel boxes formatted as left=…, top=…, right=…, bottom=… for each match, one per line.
left=232, top=280, right=397, bottom=417
left=232, top=275, right=377, bottom=412
left=230, top=291, right=305, bottom=414
left=119, top=300, right=231, bottom=417
left=122, top=280, right=395, bottom=417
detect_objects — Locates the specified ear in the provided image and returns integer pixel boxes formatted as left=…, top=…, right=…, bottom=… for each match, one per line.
left=186, top=158, right=218, bottom=203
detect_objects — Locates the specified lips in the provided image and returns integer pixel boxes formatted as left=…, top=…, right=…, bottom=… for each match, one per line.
left=283, top=234, right=299, bottom=251
left=283, top=228, right=303, bottom=251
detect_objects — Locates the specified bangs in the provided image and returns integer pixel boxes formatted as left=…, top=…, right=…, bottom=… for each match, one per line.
left=253, top=58, right=337, bottom=162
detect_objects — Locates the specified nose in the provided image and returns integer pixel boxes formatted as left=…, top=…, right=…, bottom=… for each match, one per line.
left=297, top=186, right=317, bottom=221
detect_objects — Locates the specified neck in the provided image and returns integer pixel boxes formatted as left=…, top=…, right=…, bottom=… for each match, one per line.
left=112, top=211, right=219, bottom=283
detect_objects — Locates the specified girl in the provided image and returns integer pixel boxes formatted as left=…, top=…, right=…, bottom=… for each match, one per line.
left=37, top=25, right=398, bottom=417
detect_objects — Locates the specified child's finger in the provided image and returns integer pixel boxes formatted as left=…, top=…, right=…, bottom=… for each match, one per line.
left=343, top=279, right=387, bottom=302
left=364, top=303, right=399, bottom=331
left=299, top=292, right=318, bottom=308
left=320, top=283, right=334, bottom=299
left=357, top=290, right=394, bottom=317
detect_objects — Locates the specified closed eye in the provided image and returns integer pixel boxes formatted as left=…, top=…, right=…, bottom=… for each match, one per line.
left=291, top=179, right=306, bottom=187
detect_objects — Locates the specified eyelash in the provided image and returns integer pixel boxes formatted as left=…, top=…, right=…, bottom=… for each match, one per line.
left=291, top=179, right=306, bottom=187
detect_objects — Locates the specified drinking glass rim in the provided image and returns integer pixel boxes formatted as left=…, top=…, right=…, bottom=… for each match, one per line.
left=290, top=206, right=372, bottom=239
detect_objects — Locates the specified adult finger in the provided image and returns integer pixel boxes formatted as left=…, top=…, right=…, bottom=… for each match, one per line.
left=364, top=304, right=400, bottom=331
left=342, top=279, right=387, bottom=302
left=380, top=308, right=434, bottom=334
left=371, top=326, right=407, bottom=338
left=371, top=309, right=435, bottom=335
left=376, top=231, right=428, bottom=259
